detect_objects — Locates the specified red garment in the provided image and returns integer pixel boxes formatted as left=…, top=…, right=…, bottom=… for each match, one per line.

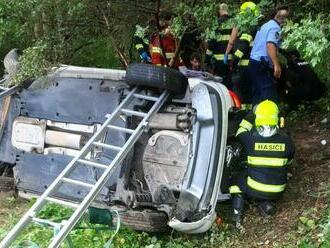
left=150, top=32, right=180, bottom=68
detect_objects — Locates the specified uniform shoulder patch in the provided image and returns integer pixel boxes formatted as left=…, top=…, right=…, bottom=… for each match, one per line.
left=255, top=143, right=285, bottom=152
left=275, top=31, right=280, bottom=40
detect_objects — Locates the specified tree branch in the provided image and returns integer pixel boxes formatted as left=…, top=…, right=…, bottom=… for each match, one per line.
left=98, top=6, right=130, bottom=68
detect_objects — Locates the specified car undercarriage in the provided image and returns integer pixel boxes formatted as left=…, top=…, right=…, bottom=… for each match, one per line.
left=0, top=64, right=240, bottom=233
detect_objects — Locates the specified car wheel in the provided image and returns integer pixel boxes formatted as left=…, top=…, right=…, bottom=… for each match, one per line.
left=126, top=63, right=188, bottom=94
left=111, top=206, right=169, bottom=232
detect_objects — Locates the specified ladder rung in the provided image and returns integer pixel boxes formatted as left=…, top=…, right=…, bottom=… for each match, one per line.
left=133, top=93, right=158, bottom=101
left=121, top=109, right=147, bottom=118
left=93, top=141, right=122, bottom=151
left=78, top=159, right=108, bottom=169
left=32, top=217, right=63, bottom=228
left=107, top=125, right=135, bottom=134
left=62, top=177, right=94, bottom=188
left=46, top=197, right=80, bottom=209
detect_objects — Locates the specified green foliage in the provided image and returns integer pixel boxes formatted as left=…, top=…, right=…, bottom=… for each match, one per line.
left=70, top=37, right=122, bottom=69
left=12, top=42, right=51, bottom=86
left=171, top=1, right=219, bottom=40
left=232, top=9, right=260, bottom=35
left=282, top=15, right=330, bottom=82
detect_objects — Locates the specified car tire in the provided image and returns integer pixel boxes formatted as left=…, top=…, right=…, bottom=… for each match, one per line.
left=111, top=206, right=169, bottom=232
left=126, top=63, right=188, bottom=94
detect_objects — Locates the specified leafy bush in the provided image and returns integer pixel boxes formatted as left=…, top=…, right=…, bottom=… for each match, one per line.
left=282, top=15, right=330, bottom=83
left=12, top=41, right=51, bottom=86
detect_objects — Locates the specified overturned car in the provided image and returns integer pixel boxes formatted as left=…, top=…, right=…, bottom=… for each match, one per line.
left=0, top=63, right=239, bottom=234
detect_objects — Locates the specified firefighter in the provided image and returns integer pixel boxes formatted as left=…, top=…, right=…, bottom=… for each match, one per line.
left=231, top=2, right=260, bottom=110
left=133, top=25, right=151, bottom=63
left=205, top=3, right=233, bottom=88
left=248, top=6, right=289, bottom=105
left=229, top=100, right=295, bottom=226
left=150, top=11, right=180, bottom=68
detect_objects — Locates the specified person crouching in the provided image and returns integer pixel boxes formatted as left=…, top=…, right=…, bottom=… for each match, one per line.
left=229, top=100, right=295, bottom=227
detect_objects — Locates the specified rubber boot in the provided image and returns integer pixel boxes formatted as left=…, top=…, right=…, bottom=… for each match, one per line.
left=257, top=200, right=276, bottom=217
left=232, top=194, right=245, bottom=227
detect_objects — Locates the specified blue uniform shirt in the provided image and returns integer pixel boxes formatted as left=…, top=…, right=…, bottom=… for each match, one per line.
left=250, top=19, right=281, bottom=64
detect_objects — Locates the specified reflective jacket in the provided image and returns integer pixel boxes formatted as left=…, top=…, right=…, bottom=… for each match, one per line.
left=205, top=15, right=233, bottom=75
left=235, top=115, right=295, bottom=200
left=133, top=26, right=151, bottom=62
left=150, top=31, right=179, bottom=68
left=133, top=35, right=150, bottom=61
left=232, top=32, right=255, bottom=70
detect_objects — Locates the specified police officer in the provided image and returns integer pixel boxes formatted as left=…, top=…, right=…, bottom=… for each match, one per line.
left=205, top=3, right=233, bottom=87
left=248, top=6, right=289, bottom=105
left=231, top=2, right=260, bottom=110
left=133, top=25, right=152, bottom=63
left=229, top=100, right=295, bottom=226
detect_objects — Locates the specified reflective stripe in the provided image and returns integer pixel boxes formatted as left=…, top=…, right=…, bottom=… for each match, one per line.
left=152, top=47, right=162, bottom=54
left=236, top=127, right=247, bottom=136
left=213, top=54, right=233, bottom=60
left=247, top=156, right=288, bottom=167
left=256, top=114, right=278, bottom=119
left=165, top=52, right=175, bottom=59
left=135, top=44, right=144, bottom=50
left=238, top=59, right=249, bottom=66
left=217, top=34, right=230, bottom=41
left=240, top=119, right=253, bottom=131
left=206, top=49, right=213, bottom=55
left=241, top=104, right=253, bottom=110
left=234, top=49, right=244, bottom=59
left=155, top=64, right=162, bottom=66
left=214, top=54, right=225, bottom=60
left=240, top=33, right=253, bottom=43
left=229, top=185, right=242, bottom=194
left=247, top=177, right=286, bottom=193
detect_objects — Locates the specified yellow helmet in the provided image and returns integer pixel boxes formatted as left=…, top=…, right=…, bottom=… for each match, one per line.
left=255, top=100, right=279, bottom=126
left=240, top=1, right=258, bottom=15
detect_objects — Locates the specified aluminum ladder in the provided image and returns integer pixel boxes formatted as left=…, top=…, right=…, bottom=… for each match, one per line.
left=0, top=85, right=20, bottom=99
left=0, top=86, right=169, bottom=248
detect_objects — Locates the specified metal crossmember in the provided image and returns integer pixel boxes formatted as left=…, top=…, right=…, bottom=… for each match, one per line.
left=0, top=86, right=169, bottom=248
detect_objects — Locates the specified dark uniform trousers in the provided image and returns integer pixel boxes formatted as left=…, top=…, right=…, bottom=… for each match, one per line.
left=230, top=116, right=295, bottom=200
left=247, top=59, right=278, bottom=105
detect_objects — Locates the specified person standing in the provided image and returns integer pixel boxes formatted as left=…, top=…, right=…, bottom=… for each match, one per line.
left=204, top=3, right=233, bottom=88
left=230, top=2, right=260, bottom=110
left=133, top=25, right=152, bottom=63
left=150, top=11, right=180, bottom=68
left=248, top=6, right=289, bottom=105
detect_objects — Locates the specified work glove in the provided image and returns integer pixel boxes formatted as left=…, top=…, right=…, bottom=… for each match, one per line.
left=223, top=53, right=229, bottom=65
left=141, top=51, right=151, bottom=63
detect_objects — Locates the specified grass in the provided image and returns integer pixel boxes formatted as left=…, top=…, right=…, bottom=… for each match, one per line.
left=2, top=196, right=329, bottom=248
